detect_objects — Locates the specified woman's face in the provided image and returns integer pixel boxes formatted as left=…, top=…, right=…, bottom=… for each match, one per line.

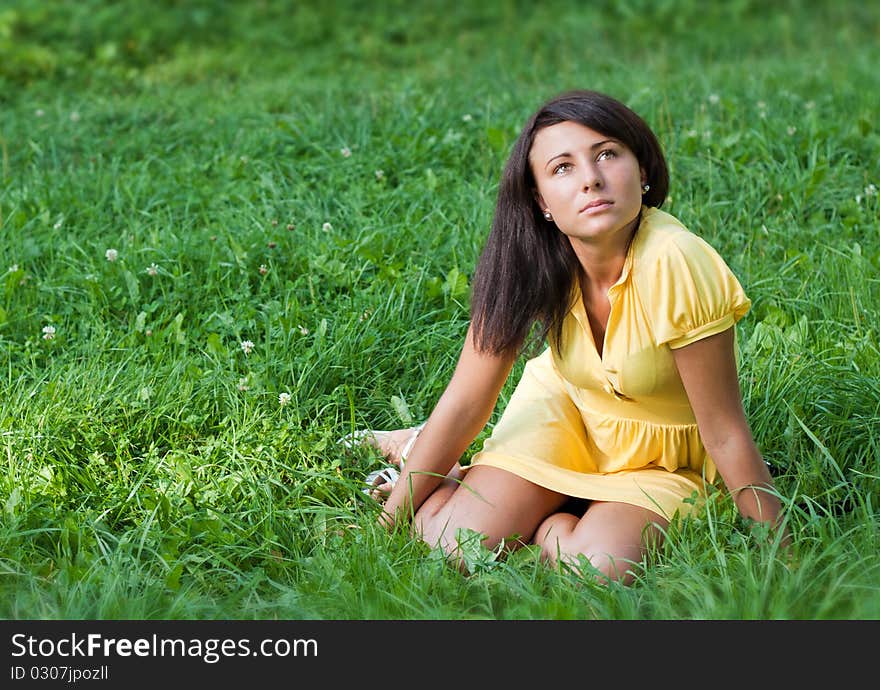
left=529, top=120, right=645, bottom=246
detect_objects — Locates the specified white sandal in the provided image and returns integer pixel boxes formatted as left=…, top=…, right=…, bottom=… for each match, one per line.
left=362, top=466, right=401, bottom=495
left=339, top=423, right=425, bottom=496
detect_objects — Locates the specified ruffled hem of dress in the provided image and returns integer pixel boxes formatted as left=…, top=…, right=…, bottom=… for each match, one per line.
left=468, top=452, right=710, bottom=520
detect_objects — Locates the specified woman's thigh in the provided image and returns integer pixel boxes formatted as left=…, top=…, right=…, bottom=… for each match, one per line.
left=536, top=501, right=668, bottom=583
left=414, top=464, right=569, bottom=554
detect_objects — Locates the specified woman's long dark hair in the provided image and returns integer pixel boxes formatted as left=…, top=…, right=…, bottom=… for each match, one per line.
left=470, top=89, right=669, bottom=356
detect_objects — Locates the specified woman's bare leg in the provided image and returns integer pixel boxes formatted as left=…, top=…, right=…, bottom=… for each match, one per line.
left=363, top=429, right=666, bottom=583
left=534, top=501, right=668, bottom=585
left=412, top=465, right=570, bottom=567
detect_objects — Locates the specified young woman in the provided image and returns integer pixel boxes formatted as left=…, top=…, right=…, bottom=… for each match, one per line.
left=349, top=89, right=789, bottom=584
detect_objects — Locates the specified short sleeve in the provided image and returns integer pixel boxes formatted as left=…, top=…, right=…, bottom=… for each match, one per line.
left=649, top=231, right=751, bottom=349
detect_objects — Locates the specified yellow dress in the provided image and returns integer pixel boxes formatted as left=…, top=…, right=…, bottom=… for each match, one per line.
left=469, top=206, right=752, bottom=520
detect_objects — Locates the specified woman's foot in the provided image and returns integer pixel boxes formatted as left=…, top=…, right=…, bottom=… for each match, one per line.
left=365, top=466, right=400, bottom=501
left=340, top=424, right=425, bottom=499
left=369, top=426, right=424, bottom=466
left=340, top=425, right=424, bottom=465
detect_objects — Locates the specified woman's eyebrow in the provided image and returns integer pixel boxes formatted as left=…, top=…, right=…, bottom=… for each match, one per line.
left=545, top=139, right=617, bottom=167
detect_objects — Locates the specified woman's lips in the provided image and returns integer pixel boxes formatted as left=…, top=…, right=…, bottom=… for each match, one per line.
left=580, top=199, right=613, bottom=214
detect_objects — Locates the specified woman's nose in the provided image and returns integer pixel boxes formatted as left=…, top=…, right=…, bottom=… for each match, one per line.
left=582, top=163, right=602, bottom=190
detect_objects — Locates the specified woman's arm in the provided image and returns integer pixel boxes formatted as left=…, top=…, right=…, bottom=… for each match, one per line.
left=381, top=323, right=517, bottom=528
left=672, top=328, right=790, bottom=545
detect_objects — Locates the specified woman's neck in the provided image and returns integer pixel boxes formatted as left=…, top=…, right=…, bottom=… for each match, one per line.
left=569, top=218, right=638, bottom=292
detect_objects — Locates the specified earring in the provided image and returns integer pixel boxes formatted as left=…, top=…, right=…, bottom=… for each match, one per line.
left=642, top=183, right=650, bottom=194
left=543, top=210, right=553, bottom=220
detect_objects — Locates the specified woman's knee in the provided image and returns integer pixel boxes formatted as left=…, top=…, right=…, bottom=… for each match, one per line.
left=542, top=539, right=641, bottom=584
left=582, top=551, right=640, bottom=584
left=535, top=502, right=667, bottom=585
left=411, top=480, right=460, bottom=545
left=415, top=466, right=568, bottom=556
left=534, top=512, right=579, bottom=561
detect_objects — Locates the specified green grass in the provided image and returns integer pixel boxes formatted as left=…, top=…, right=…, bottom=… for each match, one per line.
left=1, top=0, right=878, bottom=619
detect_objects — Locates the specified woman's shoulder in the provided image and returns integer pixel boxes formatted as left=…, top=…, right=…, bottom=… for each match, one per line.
left=632, top=207, right=751, bottom=345
left=635, top=207, right=725, bottom=267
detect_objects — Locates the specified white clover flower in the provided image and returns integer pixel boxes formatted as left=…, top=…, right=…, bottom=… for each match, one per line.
left=146, top=263, right=159, bottom=276
left=708, top=93, right=720, bottom=104
left=259, top=264, right=268, bottom=275
left=9, top=264, right=18, bottom=273
left=278, top=392, right=291, bottom=407
left=70, top=111, right=81, bottom=122
left=322, top=222, right=332, bottom=232
left=35, top=109, right=45, bottom=117
left=238, top=377, right=250, bottom=391
left=865, top=184, right=877, bottom=198
left=105, top=248, right=119, bottom=262
left=462, top=113, right=473, bottom=122
left=787, top=126, right=797, bottom=136
left=298, top=325, right=309, bottom=335
left=240, top=339, right=255, bottom=355
left=340, top=147, right=352, bottom=158
left=53, top=221, right=62, bottom=230
left=374, top=169, right=384, bottom=180
left=42, top=325, right=56, bottom=340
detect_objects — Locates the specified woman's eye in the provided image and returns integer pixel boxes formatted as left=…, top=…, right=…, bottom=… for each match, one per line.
left=597, top=149, right=616, bottom=161
left=553, top=162, right=572, bottom=175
